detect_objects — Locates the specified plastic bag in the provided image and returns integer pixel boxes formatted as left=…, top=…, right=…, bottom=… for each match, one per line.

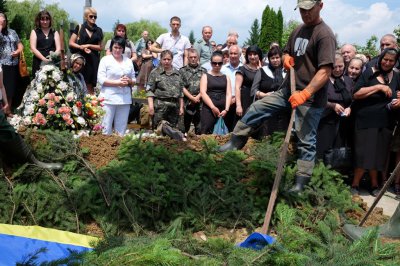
left=213, top=117, right=229, bottom=135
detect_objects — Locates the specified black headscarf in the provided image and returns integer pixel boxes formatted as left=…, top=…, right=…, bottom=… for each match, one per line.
left=331, top=64, right=352, bottom=107
left=373, top=48, right=400, bottom=84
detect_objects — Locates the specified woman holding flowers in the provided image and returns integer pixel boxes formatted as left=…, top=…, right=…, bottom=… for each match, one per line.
left=98, top=36, right=135, bottom=136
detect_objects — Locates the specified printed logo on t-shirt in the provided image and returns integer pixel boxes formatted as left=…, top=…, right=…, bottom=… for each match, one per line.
left=294, top=38, right=309, bottom=56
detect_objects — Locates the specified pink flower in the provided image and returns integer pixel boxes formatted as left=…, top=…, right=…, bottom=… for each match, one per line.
left=62, top=114, right=71, bottom=121
left=92, top=124, right=103, bottom=131
left=32, top=113, right=46, bottom=125
left=38, top=98, right=46, bottom=106
left=58, top=106, right=71, bottom=114
left=47, top=100, right=55, bottom=108
left=47, top=108, right=56, bottom=115
left=39, top=118, right=47, bottom=125
left=91, top=100, right=98, bottom=106
left=54, top=96, right=60, bottom=103
left=66, top=119, right=74, bottom=125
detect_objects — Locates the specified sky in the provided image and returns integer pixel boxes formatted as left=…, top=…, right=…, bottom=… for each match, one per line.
left=40, top=0, right=400, bottom=48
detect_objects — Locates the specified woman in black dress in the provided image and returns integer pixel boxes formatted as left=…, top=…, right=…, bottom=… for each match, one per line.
left=249, top=46, right=289, bottom=136
left=200, top=51, right=232, bottom=134
left=235, top=45, right=262, bottom=117
left=29, top=10, right=60, bottom=77
left=350, top=48, right=400, bottom=196
left=68, top=7, right=103, bottom=94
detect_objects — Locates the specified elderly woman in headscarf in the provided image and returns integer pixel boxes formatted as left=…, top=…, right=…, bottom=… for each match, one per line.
left=316, top=53, right=353, bottom=160
left=350, top=48, right=400, bottom=196
left=68, top=53, right=87, bottom=99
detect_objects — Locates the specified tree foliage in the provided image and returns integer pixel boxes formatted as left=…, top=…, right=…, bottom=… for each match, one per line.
left=282, top=19, right=301, bottom=48
left=125, top=19, right=167, bottom=43
left=259, top=5, right=283, bottom=52
left=393, top=25, right=400, bottom=46
left=244, top=18, right=260, bottom=46
left=0, top=0, right=7, bottom=13
left=188, top=30, right=195, bottom=45
left=354, top=35, right=379, bottom=58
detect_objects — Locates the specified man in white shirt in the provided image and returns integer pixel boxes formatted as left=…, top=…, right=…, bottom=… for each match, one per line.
left=221, top=45, right=242, bottom=131
left=150, top=16, right=191, bottom=70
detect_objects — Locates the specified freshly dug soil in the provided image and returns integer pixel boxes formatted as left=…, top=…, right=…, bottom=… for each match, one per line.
left=78, top=132, right=257, bottom=169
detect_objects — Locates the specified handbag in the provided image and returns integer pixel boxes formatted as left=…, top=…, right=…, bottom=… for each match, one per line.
left=19, top=51, right=29, bottom=77
left=323, top=146, right=352, bottom=172
left=213, top=117, right=229, bottom=135
left=323, top=121, right=352, bottom=172
left=69, top=24, right=82, bottom=54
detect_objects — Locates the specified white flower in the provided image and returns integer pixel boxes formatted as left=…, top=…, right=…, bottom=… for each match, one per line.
left=52, top=71, right=61, bottom=82
left=30, top=91, right=39, bottom=101
left=42, top=65, right=53, bottom=72
left=36, top=83, right=44, bottom=93
left=66, top=92, right=75, bottom=102
left=58, top=81, right=68, bottom=91
left=8, top=115, right=22, bottom=127
left=38, top=72, right=47, bottom=82
left=73, top=105, right=82, bottom=115
left=77, top=116, right=86, bottom=126
left=22, top=116, right=32, bottom=125
left=23, top=105, right=35, bottom=116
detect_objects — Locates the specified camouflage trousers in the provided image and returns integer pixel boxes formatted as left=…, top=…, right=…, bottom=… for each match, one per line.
left=153, top=98, right=180, bottom=130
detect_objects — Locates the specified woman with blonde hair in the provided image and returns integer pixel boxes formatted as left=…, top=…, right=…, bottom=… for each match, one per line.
left=69, top=7, right=103, bottom=94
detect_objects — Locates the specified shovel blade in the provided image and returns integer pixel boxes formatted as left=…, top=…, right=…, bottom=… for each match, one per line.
left=237, top=232, right=275, bottom=250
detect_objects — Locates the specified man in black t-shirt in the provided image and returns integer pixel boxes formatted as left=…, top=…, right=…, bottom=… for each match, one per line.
left=219, top=0, right=336, bottom=193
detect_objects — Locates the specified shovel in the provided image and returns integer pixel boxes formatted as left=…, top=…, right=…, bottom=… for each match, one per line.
left=238, top=67, right=296, bottom=250
left=359, top=160, right=400, bottom=226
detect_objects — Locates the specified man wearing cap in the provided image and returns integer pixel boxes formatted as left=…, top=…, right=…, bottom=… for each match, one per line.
left=219, top=0, right=336, bottom=193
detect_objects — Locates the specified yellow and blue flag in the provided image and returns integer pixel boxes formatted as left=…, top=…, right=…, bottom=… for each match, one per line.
left=0, top=224, right=98, bottom=265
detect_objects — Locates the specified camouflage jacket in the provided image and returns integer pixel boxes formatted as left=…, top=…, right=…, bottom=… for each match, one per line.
left=178, top=64, right=207, bottom=96
left=146, top=67, right=184, bottom=99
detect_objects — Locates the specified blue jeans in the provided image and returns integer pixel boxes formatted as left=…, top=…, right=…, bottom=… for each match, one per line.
left=234, top=86, right=323, bottom=175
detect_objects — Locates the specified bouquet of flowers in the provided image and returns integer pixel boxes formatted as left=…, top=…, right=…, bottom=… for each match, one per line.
left=10, top=63, right=104, bottom=134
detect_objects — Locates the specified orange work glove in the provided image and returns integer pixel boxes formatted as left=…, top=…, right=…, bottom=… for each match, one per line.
left=283, top=55, right=294, bottom=70
left=288, top=89, right=311, bottom=109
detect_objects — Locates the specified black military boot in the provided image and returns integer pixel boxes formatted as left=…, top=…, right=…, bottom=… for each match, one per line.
left=160, top=121, right=186, bottom=141
left=218, top=134, right=248, bottom=152
left=2, top=134, right=63, bottom=170
left=288, top=175, right=310, bottom=193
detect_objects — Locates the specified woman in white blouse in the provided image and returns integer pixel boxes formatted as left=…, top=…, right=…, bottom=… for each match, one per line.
left=98, top=36, right=135, bottom=136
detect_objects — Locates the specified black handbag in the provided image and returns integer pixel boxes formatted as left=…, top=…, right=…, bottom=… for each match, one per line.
left=323, top=121, right=353, bottom=173
left=323, top=146, right=352, bottom=172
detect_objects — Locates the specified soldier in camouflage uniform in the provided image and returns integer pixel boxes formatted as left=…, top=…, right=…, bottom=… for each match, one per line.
left=147, top=50, right=186, bottom=140
left=179, top=48, right=207, bottom=134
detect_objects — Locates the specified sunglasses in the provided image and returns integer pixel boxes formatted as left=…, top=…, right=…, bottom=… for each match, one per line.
left=40, top=17, right=50, bottom=21
left=211, top=61, right=223, bottom=66
left=89, top=15, right=97, bottom=19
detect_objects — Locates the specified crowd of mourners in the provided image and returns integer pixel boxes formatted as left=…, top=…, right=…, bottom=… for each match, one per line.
left=1, top=6, right=400, bottom=198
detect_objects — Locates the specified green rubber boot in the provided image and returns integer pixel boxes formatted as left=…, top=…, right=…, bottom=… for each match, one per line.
left=2, top=134, right=63, bottom=170
left=343, top=203, right=400, bottom=240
